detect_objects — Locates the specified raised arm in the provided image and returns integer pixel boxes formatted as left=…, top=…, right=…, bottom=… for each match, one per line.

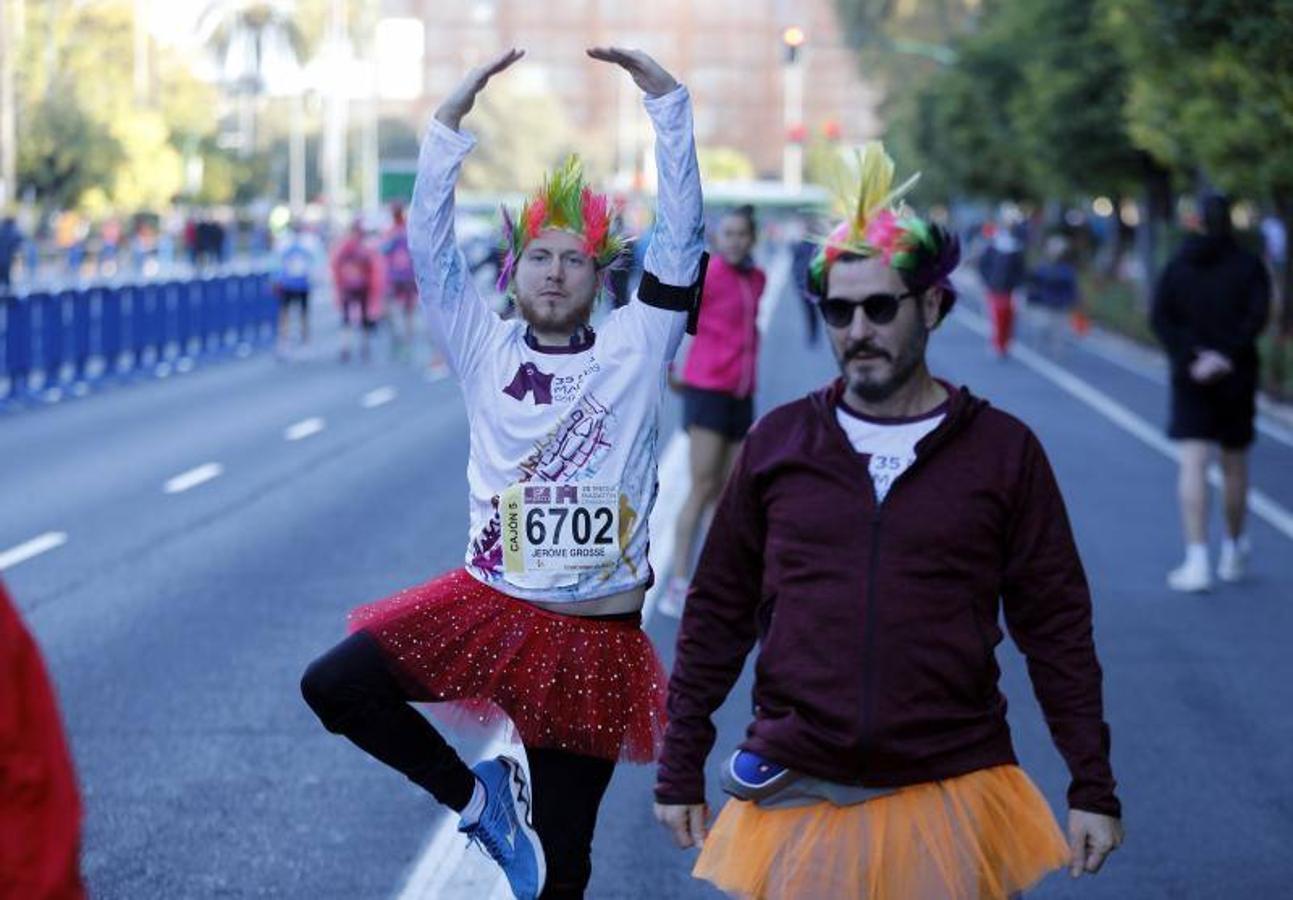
left=588, top=48, right=705, bottom=357
left=409, top=50, right=523, bottom=379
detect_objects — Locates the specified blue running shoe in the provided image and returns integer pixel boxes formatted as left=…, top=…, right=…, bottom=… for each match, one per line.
left=459, top=755, right=546, bottom=900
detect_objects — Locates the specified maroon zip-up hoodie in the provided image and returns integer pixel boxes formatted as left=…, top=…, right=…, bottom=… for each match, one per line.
left=656, top=379, right=1120, bottom=817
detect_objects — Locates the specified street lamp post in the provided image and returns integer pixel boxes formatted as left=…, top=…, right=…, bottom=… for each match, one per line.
left=782, top=25, right=806, bottom=194
left=322, top=0, right=349, bottom=230
left=0, top=0, right=16, bottom=208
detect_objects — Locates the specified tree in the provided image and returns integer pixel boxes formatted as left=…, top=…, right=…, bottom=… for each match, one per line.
left=1104, top=0, right=1293, bottom=351
left=457, top=81, right=582, bottom=192
left=12, top=0, right=225, bottom=212
left=198, top=0, right=309, bottom=158
left=698, top=147, right=756, bottom=184
left=16, top=91, right=123, bottom=211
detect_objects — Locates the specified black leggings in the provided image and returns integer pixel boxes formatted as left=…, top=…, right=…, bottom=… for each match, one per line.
left=301, top=632, right=616, bottom=899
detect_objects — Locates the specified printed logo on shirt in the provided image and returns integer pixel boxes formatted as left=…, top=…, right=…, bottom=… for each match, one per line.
left=551, top=359, right=602, bottom=404
left=869, top=453, right=916, bottom=503
left=502, top=363, right=556, bottom=405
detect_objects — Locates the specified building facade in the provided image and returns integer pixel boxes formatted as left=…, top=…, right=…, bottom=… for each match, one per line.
left=380, top=0, right=881, bottom=181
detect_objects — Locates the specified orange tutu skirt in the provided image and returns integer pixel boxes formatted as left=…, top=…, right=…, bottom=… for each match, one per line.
left=694, top=764, right=1068, bottom=900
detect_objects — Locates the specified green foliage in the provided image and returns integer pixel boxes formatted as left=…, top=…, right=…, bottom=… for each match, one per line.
left=458, top=82, right=583, bottom=192
left=873, top=0, right=1145, bottom=204
left=698, top=147, right=757, bottom=184
left=1102, top=0, right=1293, bottom=202
left=838, top=0, right=1293, bottom=219
left=16, top=91, right=124, bottom=211
left=891, top=34, right=1037, bottom=201
left=13, top=1, right=205, bottom=211
left=1004, top=0, right=1141, bottom=198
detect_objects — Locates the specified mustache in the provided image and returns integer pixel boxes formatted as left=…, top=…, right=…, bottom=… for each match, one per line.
left=845, top=342, right=891, bottom=361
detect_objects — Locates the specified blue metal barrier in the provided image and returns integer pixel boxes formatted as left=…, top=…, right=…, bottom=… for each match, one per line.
left=1, top=270, right=275, bottom=404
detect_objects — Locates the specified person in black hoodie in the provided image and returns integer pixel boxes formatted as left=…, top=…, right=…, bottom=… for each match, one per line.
left=1151, top=194, right=1270, bottom=592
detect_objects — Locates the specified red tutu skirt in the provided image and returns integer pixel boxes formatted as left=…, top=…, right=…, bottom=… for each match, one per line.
left=347, top=568, right=666, bottom=763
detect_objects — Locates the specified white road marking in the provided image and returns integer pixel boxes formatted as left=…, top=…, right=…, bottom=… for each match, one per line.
left=955, top=311, right=1293, bottom=543
left=0, top=531, right=69, bottom=571
left=284, top=417, right=326, bottom=442
left=1073, top=326, right=1293, bottom=451
left=395, top=729, right=518, bottom=900
left=163, top=463, right=224, bottom=495
left=362, top=386, right=398, bottom=408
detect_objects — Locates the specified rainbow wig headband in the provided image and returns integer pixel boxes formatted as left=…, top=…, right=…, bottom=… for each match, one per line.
left=806, top=141, right=961, bottom=319
left=497, top=155, right=628, bottom=294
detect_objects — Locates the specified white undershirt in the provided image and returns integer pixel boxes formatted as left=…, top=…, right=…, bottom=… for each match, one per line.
left=835, top=404, right=946, bottom=503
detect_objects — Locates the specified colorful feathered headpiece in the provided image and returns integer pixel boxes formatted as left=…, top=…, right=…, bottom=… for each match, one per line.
left=806, top=141, right=961, bottom=318
left=496, top=155, right=628, bottom=293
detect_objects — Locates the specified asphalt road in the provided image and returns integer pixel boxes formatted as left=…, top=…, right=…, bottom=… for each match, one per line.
left=4, top=252, right=1292, bottom=898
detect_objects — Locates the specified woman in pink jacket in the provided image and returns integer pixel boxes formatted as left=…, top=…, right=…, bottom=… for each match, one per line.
left=661, top=205, right=766, bottom=615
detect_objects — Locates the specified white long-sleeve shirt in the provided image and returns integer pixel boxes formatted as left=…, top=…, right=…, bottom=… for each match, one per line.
left=409, top=86, right=704, bottom=603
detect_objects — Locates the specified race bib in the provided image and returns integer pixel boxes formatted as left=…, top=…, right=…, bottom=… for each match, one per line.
left=501, top=482, right=620, bottom=576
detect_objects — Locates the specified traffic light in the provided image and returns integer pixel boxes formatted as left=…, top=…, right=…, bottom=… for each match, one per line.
left=783, top=26, right=805, bottom=64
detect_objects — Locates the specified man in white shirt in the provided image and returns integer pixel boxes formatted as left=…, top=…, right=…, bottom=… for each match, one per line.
left=301, top=48, right=704, bottom=900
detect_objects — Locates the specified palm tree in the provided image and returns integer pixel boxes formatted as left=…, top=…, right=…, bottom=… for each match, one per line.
left=197, top=1, right=309, bottom=158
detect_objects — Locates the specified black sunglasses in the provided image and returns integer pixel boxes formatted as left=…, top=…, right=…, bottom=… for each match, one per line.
left=819, top=291, right=917, bottom=328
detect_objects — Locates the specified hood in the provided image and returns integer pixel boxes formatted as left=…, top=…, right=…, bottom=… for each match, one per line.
left=1179, top=233, right=1236, bottom=266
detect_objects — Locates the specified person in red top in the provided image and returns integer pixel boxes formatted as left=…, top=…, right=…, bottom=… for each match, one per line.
left=330, top=220, right=386, bottom=363
left=0, top=579, right=86, bottom=900
left=653, top=144, right=1123, bottom=899
left=661, top=205, right=766, bottom=616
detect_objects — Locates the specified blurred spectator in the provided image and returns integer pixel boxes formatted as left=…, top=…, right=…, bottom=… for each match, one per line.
left=330, top=220, right=385, bottom=363
left=1024, top=235, right=1081, bottom=356
left=0, top=579, right=86, bottom=899
left=273, top=220, right=321, bottom=355
left=98, top=216, right=123, bottom=276
left=0, top=215, right=22, bottom=292
left=55, top=212, right=86, bottom=277
left=977, top=222, right=1027, bottom=358
left=381, top=203, right=419, bottom=359
left=183, top=214, right=199, bottom=266
left=1151, top=194, right=1271, bottom=593
left=790, top=215, right=823, bottom=346
left=1260, top=213, right=1286, bottom=271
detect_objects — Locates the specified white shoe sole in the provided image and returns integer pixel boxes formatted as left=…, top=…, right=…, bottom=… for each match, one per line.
left=498, top=755, right=546, bottom=899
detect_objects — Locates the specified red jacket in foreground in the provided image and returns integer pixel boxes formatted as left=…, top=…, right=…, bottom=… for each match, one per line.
left=0, top=580, right=85, bottom=900
left=656, top=380, right=1120, bottom=818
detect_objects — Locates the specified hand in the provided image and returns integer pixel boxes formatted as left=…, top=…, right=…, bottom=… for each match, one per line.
left=587, top=47, right=680, bottom=97
left=667, top=364, right=684, bottom=393
left=434, top=48, right=525, bottom=131
left=1189, top=349, right=1233, bottom=384
left=653, top=802, right=709, bottom=849
left=1067, top=809, right=1123, bottom=878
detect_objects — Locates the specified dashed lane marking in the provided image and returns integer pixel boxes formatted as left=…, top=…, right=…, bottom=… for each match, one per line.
left=285, top=417, right=326, bottom=441
left=0, top=531, right=69, bottom=571
left=362, top=386, right=398, bottom=409
left=163, top=463, right=224, bottom=495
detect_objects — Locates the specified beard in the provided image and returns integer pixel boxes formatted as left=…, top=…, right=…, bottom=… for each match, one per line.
left=515, top=289, right=596, bottom=335
left=840, top=321, right=929, bottom=403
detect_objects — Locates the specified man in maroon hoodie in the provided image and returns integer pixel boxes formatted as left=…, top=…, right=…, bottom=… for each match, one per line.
left=653, top=144, right=1123, bottom=900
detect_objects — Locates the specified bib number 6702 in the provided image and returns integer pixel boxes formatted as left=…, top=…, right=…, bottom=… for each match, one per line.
left=526, top=506, right=615, bottom=546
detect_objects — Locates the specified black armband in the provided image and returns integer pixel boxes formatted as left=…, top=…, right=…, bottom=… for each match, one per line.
left=639, top=252, right=710, bottom=335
